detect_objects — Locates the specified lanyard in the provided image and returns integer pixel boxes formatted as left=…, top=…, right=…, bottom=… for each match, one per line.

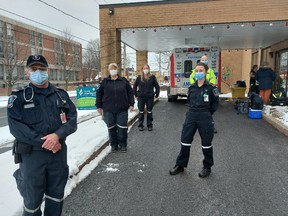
left=23, top=86, right=34, bottom=102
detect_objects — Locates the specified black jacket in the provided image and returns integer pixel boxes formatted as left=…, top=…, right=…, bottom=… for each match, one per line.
left=133, top=75, right=160, bottom=98
left=188, top=81, right=219, bottom=115
left=255, top=67, right=275, bottom=90
left=7, top=83, right=77, bottom=147
left=96, top=76, right=135, bottom=113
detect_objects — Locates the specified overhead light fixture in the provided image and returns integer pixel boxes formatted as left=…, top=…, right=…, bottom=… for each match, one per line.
left=109, top=8, right=114, bottom=15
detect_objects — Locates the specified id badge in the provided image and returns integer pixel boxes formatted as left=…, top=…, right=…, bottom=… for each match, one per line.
left=60, top=111, right=67, bottom=124
left=203, top=94, right=209, bottom=102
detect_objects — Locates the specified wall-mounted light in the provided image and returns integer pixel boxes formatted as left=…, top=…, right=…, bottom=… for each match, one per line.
left=109, top=8, right=114, bottom=15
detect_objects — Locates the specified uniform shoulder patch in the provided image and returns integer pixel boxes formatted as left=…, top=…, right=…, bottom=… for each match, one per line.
left=7, top=95, right=17, bottom=108
left=213, top=87, right=220, bottom=96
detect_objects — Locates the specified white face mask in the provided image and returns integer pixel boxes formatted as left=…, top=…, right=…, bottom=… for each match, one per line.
left=109, top=69, right=118, bottom=76
left=143, top=69, right=149, bottom=74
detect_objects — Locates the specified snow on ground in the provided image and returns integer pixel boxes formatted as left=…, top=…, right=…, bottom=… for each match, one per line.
left=0, top=90, right=287, bottom=215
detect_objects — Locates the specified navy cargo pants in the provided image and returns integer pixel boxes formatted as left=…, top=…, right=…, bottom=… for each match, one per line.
left=13, top=145, right=69, bottom=216
left=175, top=111, right=214, bottom=169
left=104, top=111, right=128, bottom=149
left=137, top=97, right=154, bottom=128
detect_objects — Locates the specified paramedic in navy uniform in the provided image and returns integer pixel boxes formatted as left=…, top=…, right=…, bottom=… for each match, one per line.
left=169, top=62, right=219, bottom=178
left=7, top=55, right=77, bottom=216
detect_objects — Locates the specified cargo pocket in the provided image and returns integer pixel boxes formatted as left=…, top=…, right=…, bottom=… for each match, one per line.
left=13, top=169, right=25, bottom=198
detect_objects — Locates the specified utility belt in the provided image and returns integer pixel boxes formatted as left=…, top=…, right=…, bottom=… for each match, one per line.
left=12, top=140, right=49, bottom=164
left=189, top=108, right=210, bottom=112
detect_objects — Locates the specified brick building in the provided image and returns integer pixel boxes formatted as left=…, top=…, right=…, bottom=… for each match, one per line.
left=99, top=0, right=288, bottom=94
left=0, top=15, right=82, bottom=94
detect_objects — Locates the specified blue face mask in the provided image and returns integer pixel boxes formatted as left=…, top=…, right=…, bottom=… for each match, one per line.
left=29, top=70, right=48, bottom=85
left=195, top=72, right=205, bottom=80
left=201, top=60, right=208, bottom=65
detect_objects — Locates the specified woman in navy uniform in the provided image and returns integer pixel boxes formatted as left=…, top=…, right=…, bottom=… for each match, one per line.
left=133, top=64, right=160, bottom=131
left=7, top=55, right=77, bottom=216
left=169, top=62, right=219, bottom=178
left=96, top=63, right=135, bottom=153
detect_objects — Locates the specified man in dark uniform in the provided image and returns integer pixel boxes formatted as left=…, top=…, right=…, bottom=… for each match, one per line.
left=7, top=55, right=77, bottom=216
left=170, top=62, right=219, bottom=178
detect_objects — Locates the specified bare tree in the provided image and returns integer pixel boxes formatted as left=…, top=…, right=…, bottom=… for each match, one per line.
left=58, top=28, right=81, bottom=90
left=154, top=51, right=170, bottom=75
left=83, top=39, right=100, bottom=81
left=0, top=33, right=29, bottom=95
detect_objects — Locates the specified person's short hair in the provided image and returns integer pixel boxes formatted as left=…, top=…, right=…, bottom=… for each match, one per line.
left=108, top=63, right=118, bottom=70
left=196, top=62, right=209, bottom=72
left=260, top=61, right=269, bottom=67
left=26, top=55, right=48, bottom=67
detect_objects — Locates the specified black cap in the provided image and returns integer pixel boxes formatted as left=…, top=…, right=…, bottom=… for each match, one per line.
left=26, top=55, right=48, bottom=67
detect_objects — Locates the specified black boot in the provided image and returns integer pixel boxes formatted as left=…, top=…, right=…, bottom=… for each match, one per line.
left=169, top=165, right=184, bottom=175
left=198, top=168, right=211, bottom=178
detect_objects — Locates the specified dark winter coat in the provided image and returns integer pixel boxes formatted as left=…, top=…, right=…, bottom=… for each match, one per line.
left=133, top=75, right=160, bottom=98
left=96, top=76, right=135, bottom=113
left=255, top=67, right=275, bottom=90
left=7, top=83, right=77, bottom=147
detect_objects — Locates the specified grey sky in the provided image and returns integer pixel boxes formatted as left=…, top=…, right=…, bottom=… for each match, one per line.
left=0, top=0, right=163, bottom=69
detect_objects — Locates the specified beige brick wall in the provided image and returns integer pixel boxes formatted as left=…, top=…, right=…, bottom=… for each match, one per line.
left=102, top=0, right=288, bottom=29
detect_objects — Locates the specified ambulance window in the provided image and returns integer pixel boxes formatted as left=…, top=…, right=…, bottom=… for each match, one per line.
left=184, top=60, right=192, bottom=78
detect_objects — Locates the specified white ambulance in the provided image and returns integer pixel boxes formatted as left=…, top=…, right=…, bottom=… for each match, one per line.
left=167, top=47, right=221, bottom=102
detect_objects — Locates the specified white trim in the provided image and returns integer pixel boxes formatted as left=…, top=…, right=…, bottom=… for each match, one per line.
left=181, top=142, right=191, bottom=146
left=108, top=124, right=116, bottom=130
left=45, top=195, right=64, bottom=203
left=202, top=145, right=213, bottom=149
left=117, top=124, right=128, bottom=129
left=23, top=204, right=41, bottom=213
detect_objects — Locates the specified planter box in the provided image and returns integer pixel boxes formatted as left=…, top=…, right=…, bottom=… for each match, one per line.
left=230, top=87, right=246, bottom=99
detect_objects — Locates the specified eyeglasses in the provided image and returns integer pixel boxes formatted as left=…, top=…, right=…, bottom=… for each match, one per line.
left=29, top=66, right=48, bottom=72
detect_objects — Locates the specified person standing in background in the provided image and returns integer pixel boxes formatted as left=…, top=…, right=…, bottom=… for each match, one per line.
left=255, top=61, right=275, bottom=105
left=96, top=63, right=135, bottom=153
left=249, top=65, right=259, bottom=94
left=133, top=64, right=160, bottom=131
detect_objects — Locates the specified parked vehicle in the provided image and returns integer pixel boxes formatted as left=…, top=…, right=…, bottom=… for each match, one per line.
left=167, top=47, right=221, bottom=102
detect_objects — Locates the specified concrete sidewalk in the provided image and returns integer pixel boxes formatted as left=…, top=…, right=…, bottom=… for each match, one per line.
left=263, top=113, right=288, bottom=137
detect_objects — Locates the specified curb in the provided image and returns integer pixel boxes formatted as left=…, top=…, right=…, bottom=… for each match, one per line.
left=262, top=114, right=288, bottom=137
left=75, top=110, right=140, bottom=175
